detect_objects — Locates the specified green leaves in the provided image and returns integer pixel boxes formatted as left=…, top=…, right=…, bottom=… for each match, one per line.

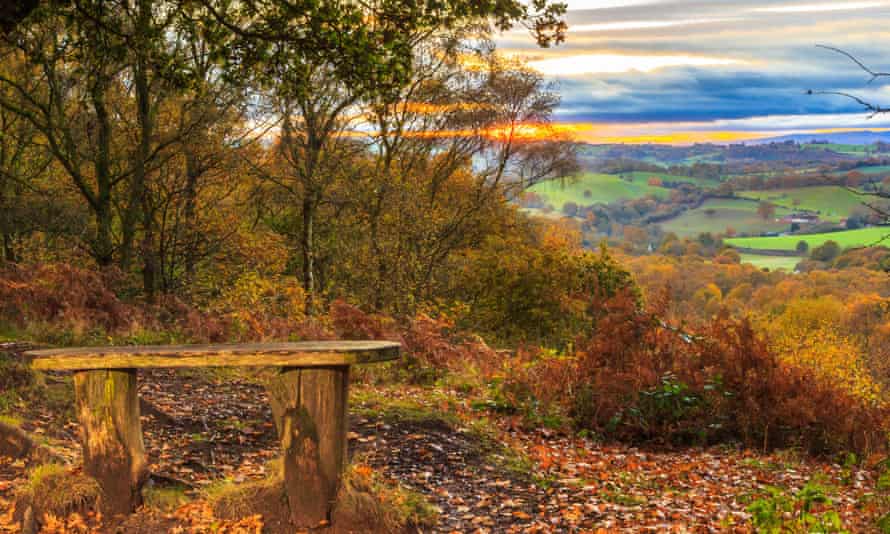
left=201, top=0, right=567, bottom=102
left=747, top=482, right=849, bottom=534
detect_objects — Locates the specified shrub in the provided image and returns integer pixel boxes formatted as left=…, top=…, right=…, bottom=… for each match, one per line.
left=0, top=263, right=139, bottom=334
left=504, top=292, right=890, bottom=455
left=450, top=232, right=637, bottom=348
left=811, top=240, right=841, bottom=262
left=747, top=482, right=846, bottom=533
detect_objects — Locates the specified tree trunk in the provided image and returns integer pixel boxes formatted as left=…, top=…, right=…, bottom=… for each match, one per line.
left=91, top=82, right=115, bottom=267
left=301, top=195, right=317, bottom=315
left=128, top=0, right=156, bottom=299
left=182, top=147, right=200, bottom=284
left=73, top=369, right=147, bottom=516
left=266, top=366, right=349, bottom=528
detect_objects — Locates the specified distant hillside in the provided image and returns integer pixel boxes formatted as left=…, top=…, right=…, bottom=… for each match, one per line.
left=752, top=131, right=890, bottom=145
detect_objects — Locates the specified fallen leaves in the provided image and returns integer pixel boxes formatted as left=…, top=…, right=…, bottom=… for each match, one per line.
left=1, top=371, right=887, bottom=533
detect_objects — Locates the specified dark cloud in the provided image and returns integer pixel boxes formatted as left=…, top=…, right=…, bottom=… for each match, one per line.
left=497, top=0, right=890, bottom=130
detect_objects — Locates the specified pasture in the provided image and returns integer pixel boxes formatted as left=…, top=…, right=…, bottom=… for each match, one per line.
left=527, top=173, right=668, bottom=210
left=739, top=253, right=801, bottom=271
left=659, top=198, right=792, bottom=238
left=737, top=186, right=865, bottom=221
left=725, top=226, right=890, bottom=251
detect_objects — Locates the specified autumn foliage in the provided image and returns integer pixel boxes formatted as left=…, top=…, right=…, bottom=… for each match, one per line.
left=502, top=291, right=890, bottom=456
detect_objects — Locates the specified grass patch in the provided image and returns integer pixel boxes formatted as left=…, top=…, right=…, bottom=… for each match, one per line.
left=207, top=472, right=286, bottom=521
left=660, top=198, right=792, bottom=238
left=351, top=389, right=461, bottom=429
left=143, top=484, right=192, bottom=512
left=16, top=464, right=101, bottom=518
left=527, top=173, right=669, bottom=211
left=739, top=253, right=801, bottom=271
left=628, top=171, right=721, bottom=188
left=737, top=186, right=868, bottom=221
left=726, top=226, right=890, bottom=251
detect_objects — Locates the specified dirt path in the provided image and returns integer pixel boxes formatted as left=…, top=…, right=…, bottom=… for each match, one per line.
left=1, top=360, right=887, bottom=532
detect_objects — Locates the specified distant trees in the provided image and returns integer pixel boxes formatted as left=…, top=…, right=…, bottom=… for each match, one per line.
left=757, top=201, right=777, bottom=220
left=811, top=240, right=841, bottom=262
left=796, top=241, right=810, bottom=254
left=563, top=202, right=579, bottom=217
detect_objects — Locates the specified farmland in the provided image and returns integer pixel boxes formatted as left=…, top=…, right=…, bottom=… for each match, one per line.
left=626, top=171, right=721, bottom=188
left=737, top=186, right=867, bottom=221
left=527, top=173, right=669, bottom=210
left=725, top=226, right=890, bottom=251
left=659, top=198, right=792, bottom=238
left=739, top=253, right=801, bottom=271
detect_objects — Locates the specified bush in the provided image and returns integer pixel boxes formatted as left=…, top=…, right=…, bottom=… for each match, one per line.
left=449, top=230, right=637, bottom=348
left=504, top=292, right=890, bottom=455
left=811, top=240, right=841, bottom=262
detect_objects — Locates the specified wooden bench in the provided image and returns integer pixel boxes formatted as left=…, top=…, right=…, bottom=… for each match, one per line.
left=25, top=341, right=400, bottom=526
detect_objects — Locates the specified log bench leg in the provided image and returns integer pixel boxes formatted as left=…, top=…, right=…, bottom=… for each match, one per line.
left=73, top=369, right=148, bottom=516
left=267, top=366, right=349, bottom=528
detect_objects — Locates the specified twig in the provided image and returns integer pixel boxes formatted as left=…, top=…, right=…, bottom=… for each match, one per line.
left=816, top=45, right=890, bottom=84
left=807, top=90, right=890, bottom=118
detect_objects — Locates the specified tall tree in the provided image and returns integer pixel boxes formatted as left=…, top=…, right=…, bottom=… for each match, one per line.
left=210, top=0, right=567, bottom=311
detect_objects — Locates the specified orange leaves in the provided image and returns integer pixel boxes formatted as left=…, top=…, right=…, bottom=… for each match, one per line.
left=0, top=501, right=17, bottom=533
left=170, top=502, right=263, bottom=533
left=531, top=444, right=555, bottom=470
left=352, top=463, right=375, bottom=481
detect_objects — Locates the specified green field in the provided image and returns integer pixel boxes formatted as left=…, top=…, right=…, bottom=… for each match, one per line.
left=528, top=173, right=669, bottom=210
left=803, top=143, right=871, bottom=155
left=659, top=198, right=793, bottom=238
left=854, top=165, right=890, bottom=175
left=739, top=253, right=801, bottom=271
left=627, top=171, right=721, bottom=188
left=726, top=226, right=890, bottom=251
left=737, top=186, right=865, bottom=221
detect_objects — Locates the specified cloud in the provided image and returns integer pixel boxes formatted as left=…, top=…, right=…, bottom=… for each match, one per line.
left=493, top=0, right=890, bottom=142
left=528, top=54, right=743, bottom=75
left=752, top=2, right=889, bottom=13
left=567, top=18, right=737, bottom=33
left=563, top=0, right=668, bottom=10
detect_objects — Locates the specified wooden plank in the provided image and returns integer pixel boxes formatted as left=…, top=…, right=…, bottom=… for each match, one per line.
left=26, top=341, right=400, bottom=371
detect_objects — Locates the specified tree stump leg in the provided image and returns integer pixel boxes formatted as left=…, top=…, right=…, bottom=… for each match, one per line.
left=73, top=369, right=147, bottom=516
left=267, top=366, right=349, bottom=528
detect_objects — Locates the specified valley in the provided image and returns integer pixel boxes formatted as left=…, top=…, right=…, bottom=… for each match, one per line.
left=522, top=138, right=890, bottom=271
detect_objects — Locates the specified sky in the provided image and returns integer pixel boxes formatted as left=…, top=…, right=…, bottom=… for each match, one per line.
left=495, top=0, right=890, bottom=144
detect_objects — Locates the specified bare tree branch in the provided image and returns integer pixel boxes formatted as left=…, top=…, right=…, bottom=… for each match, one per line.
left=816, top=45, right=890, bottom=84
left=807, top=90, right=890, bottom=118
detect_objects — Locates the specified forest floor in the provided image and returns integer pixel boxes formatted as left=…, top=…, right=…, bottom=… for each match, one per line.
left=1, top=351, right=888, bottom=533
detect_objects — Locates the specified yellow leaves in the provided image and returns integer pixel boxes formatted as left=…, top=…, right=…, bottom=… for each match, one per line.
left=170, top=502, right=263, bottom=533
left=766, top=304, right=883, bottom=403
left=213, top=272, right=307, bottom=334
